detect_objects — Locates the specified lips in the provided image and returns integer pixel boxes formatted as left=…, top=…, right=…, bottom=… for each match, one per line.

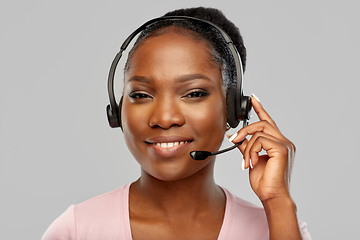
left=145, top=136, right=193, bottom=158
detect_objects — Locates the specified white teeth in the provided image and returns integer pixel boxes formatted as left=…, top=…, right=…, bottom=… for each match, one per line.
left=154, top=141, right=189, bottom=148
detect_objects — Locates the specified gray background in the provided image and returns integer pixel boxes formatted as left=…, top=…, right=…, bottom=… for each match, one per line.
left=1, top=0, right=359, bottom=239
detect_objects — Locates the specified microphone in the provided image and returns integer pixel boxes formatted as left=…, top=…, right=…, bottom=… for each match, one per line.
left=190, top=139, right=245, bottom=160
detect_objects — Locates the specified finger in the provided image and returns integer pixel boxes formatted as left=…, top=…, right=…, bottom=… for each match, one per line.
left=248, top=155, right=268, bottom=195
left=251, top=94, right=278, bottom=130
left=246, top=135, right=289, bottom=172
left=231, top=120, right=286, bottom=146
left=243, top=132, right=282, bottom=169
left=227, top=133, right=248, bottom=155
left=237, top=137, right=248, bottom=155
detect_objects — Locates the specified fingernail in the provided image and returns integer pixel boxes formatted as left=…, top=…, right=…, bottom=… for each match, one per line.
left=228, top=132, right=238, bottom=142
left=250, top=159, right=254, bottom=169
left=241, top=159, right=245, bottom=171
left=251, top=93, right=260, bottom=103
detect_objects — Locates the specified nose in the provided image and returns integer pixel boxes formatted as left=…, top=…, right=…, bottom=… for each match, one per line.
left=148, top=96, right=185, bottom=129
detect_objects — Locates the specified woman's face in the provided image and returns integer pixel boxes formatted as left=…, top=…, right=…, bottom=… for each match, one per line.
left=121, top=29, right=227, bottom=181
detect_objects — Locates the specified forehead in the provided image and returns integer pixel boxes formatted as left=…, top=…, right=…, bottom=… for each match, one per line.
left=123, top=30, right=224, bottom=91
left=125, top=30, right=218, bottom=75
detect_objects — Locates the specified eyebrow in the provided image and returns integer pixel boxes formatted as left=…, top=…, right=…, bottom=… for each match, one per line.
left=127, top=76, right=152, bottom=83
left=175, top=74, right=212, bottom=83
left=126, top=73, right=213, bottom=84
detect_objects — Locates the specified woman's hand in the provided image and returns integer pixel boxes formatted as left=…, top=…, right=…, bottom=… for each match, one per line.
left=229, top=94, right=303, bottom=239
left=229, top=94, right=296, bottom=203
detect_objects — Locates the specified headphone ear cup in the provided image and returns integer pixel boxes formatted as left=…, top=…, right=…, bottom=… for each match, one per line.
left=239, top=96, right=252, bottom=121
left=226, top=88, right=240, bottom=128
left=106, top=97, right=122, bottom=129
left=118, top=96, right=123, bottom=130
left=226, top=89, right=252, bottom=128
left=107, top=104, right=120, bottom=128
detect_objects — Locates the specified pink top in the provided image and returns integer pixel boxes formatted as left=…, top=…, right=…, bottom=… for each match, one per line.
left=42, top=183, right=311, bottom=240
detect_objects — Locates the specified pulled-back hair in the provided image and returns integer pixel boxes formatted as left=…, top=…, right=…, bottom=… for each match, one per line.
left=124, top=7, right=246, bottom=91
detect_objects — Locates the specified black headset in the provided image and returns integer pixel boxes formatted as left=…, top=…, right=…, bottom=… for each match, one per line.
left=106, top=16, right=252, bottom=129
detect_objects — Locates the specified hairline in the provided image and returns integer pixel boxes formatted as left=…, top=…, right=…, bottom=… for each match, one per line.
left=124, top=26, right=231, bottom=92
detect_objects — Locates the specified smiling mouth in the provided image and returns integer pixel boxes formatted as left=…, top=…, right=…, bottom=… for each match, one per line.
left=149, top=141, right=192, bottom=149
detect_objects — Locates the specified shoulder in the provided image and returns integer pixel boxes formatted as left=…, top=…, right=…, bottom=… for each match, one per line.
left=219, top=187, right=269, bottom=239
left=74, top=184, right=129, bottom=218
left=220, top=187, right=312, bottom=240
left=222, top=187, right=267, bottom=219
left=41, top=205, right=77, bottom=240
left=42, top=184, right=132, bottom=240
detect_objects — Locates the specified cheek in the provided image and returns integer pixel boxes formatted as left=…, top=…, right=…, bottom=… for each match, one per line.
left=186, top=95, right=227, bottom=145
left=121, top=102, right=147, bottom=149
left=193, top=105, right=225, bottom=129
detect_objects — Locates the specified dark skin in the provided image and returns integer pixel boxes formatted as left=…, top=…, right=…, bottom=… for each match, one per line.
left=121, top=28, right=303, bottom=240
left=129, top=165, right=225, bottom=239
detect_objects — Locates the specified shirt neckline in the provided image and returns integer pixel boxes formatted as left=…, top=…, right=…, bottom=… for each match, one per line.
left=124, top=183, right=233, bottom=240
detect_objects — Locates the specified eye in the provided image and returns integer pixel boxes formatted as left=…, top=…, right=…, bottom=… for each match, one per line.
left=185, top=90, right=209, bottom=98
left=129, top=91, right=152, bottom=99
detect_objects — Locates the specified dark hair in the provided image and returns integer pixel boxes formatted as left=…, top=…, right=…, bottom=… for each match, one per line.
left=124, top=7, right=246, bottom=91
left=164, top=7, right=246, bottom=70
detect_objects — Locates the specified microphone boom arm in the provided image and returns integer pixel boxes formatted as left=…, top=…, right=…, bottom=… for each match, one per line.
left=190, top=139, right=245, bottom=160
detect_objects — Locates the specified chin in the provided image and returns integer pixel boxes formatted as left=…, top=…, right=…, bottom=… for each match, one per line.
left=140, top=157, right=215, bottom=183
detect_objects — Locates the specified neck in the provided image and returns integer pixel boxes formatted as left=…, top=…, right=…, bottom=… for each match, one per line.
left=130, top=160, right=225, bottom=216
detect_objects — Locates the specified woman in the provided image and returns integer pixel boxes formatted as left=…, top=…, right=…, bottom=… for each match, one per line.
left=43, top=7, right=311, bottom=240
